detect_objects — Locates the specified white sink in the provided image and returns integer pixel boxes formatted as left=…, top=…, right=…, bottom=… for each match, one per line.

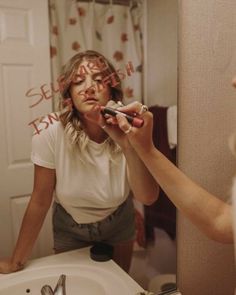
left=0, top=247, right=145, bottom=295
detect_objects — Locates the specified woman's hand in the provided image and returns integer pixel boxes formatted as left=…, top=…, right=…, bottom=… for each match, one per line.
left=84, top=104, right=132, bottom=150
left=114, top=102, right=155, bottom=154
left=0, top=258, right=24, bottom=274
left=101, top=118, right=132, bottom=150
left=84, top=101, right=155, bottom=152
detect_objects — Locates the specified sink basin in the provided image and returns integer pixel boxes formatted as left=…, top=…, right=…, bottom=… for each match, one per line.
left=0, top=248, right=144, bottom=295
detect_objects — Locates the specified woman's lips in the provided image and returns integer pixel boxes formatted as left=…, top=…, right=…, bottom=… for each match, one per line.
left=84, top=97, right=98, bottom=103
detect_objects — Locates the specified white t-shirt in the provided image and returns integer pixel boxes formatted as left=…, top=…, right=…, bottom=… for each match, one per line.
left=31, top=120, right=130, bottom=223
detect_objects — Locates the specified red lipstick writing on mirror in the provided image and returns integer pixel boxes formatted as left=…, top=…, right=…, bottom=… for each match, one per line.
left=100, top=106, right=144, bottom=128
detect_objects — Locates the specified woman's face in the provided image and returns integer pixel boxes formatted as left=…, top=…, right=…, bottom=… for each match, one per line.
left=69, top=58, right=111, bottom=114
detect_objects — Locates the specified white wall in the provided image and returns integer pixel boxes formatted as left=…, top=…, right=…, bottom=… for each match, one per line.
left=178, top=0, right=236, bottom=294
left=144, top=0, right=178, bottom=107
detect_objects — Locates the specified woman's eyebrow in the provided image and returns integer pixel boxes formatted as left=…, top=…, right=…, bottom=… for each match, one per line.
left=93, top=69, right=113, bottom=78
left=72, top=73, right=84, bottom=80
left=71, top=71, right=108, bottom=82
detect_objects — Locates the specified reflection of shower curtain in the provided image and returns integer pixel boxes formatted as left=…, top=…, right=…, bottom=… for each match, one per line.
left=49, top=0, right=143, bottom=107
left=48, top=0, right=146, bottom=248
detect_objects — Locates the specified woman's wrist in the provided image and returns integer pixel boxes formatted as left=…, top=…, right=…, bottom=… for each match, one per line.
left=120, top=143, right=135, bottom=156
left=119, top=141, right=133, bottom=153
left=134, top=142, right=156, bottom=157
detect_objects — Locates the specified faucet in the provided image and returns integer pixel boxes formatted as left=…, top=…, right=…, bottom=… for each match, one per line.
left=41, top=274, right=66, bottom=295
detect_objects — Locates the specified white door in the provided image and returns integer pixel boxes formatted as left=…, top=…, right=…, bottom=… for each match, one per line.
left=0, top=0, right=53, bottom=258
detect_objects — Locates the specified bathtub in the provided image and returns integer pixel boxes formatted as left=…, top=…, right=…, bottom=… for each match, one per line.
left=0, top=247, right=145, bottom=295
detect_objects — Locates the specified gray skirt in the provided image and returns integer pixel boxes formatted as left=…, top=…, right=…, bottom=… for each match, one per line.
left=52, top=197, right=135, bottom=252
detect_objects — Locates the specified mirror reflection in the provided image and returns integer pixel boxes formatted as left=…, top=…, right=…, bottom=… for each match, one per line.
left=0, top=0, right=178, bottom=294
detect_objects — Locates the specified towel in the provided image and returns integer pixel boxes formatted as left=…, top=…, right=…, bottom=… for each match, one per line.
left=167, top=105, right=177, bottom=149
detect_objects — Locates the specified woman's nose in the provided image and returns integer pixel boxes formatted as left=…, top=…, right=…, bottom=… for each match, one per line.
left=85, top=84, right=96, bottom=95
left=84, top=77, right=96, bottom=93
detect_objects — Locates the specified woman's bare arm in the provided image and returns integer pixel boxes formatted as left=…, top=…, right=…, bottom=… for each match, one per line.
left=115, top=103, right=233, bottom=243
left=0, top=165, right=56, bottom=273
left=122, top=145, right=159, bottom=205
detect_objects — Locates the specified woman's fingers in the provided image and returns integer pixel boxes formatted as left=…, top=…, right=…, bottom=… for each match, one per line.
left=117, top=102, right=148, bottom=115
left=116, top=114, right=133, bottom=134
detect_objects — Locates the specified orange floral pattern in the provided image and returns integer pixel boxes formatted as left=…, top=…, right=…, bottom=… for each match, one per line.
left=77, top=7, right=86, bottom=16
left=121, top=33, right=128, bottom=42
left=69, top=18, right=77, bottom=25
left=50, top=46, right=57, bottom=58
left=124, top=87, right=134, bottom=98
left=113, top=51, right=123, bottom=62
left=72, top=41, right=80, bottom=51
left=107, top=15, right=114, bottom=24
left=52, top=26, right=58, bottom=35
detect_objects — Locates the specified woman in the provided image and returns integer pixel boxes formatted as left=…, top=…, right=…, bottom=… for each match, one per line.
left=102, top=100, right=234, bottom=244
left=0, top=50, right=158, bottom=274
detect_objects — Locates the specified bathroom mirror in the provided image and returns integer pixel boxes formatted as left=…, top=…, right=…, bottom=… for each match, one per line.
left=0, top=0, right=177, bottom=294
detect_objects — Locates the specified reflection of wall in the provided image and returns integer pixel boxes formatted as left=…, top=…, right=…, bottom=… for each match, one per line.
left=178, top=1, right=236, bottom=294
left=144, top=0, right=178, bottom=107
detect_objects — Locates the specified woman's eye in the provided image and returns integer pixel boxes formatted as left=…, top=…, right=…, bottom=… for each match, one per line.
left=73, top=79, right=84, bottom=85
left=94, top=76, right=103, bottom=83
left=72, top=74, right=85, bottom=85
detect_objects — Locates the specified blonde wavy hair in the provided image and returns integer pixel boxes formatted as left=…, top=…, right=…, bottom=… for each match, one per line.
left=58, top=50, right=123, bottom=159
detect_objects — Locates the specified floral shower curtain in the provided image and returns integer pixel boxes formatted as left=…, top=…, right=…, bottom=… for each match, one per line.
left=48, top=0, right=146, bottom=249
left=49, top=0, right=143, bottom=108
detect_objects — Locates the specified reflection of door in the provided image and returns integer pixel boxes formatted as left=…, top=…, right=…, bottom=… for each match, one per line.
left=0, top=0, right=53, bottom=258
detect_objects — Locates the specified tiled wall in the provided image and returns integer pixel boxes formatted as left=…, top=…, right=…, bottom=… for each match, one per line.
left=177, top=0, right=236, bottom=294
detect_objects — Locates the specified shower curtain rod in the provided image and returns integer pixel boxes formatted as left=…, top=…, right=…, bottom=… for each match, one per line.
left=76, top=0, right=137, bottom=6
